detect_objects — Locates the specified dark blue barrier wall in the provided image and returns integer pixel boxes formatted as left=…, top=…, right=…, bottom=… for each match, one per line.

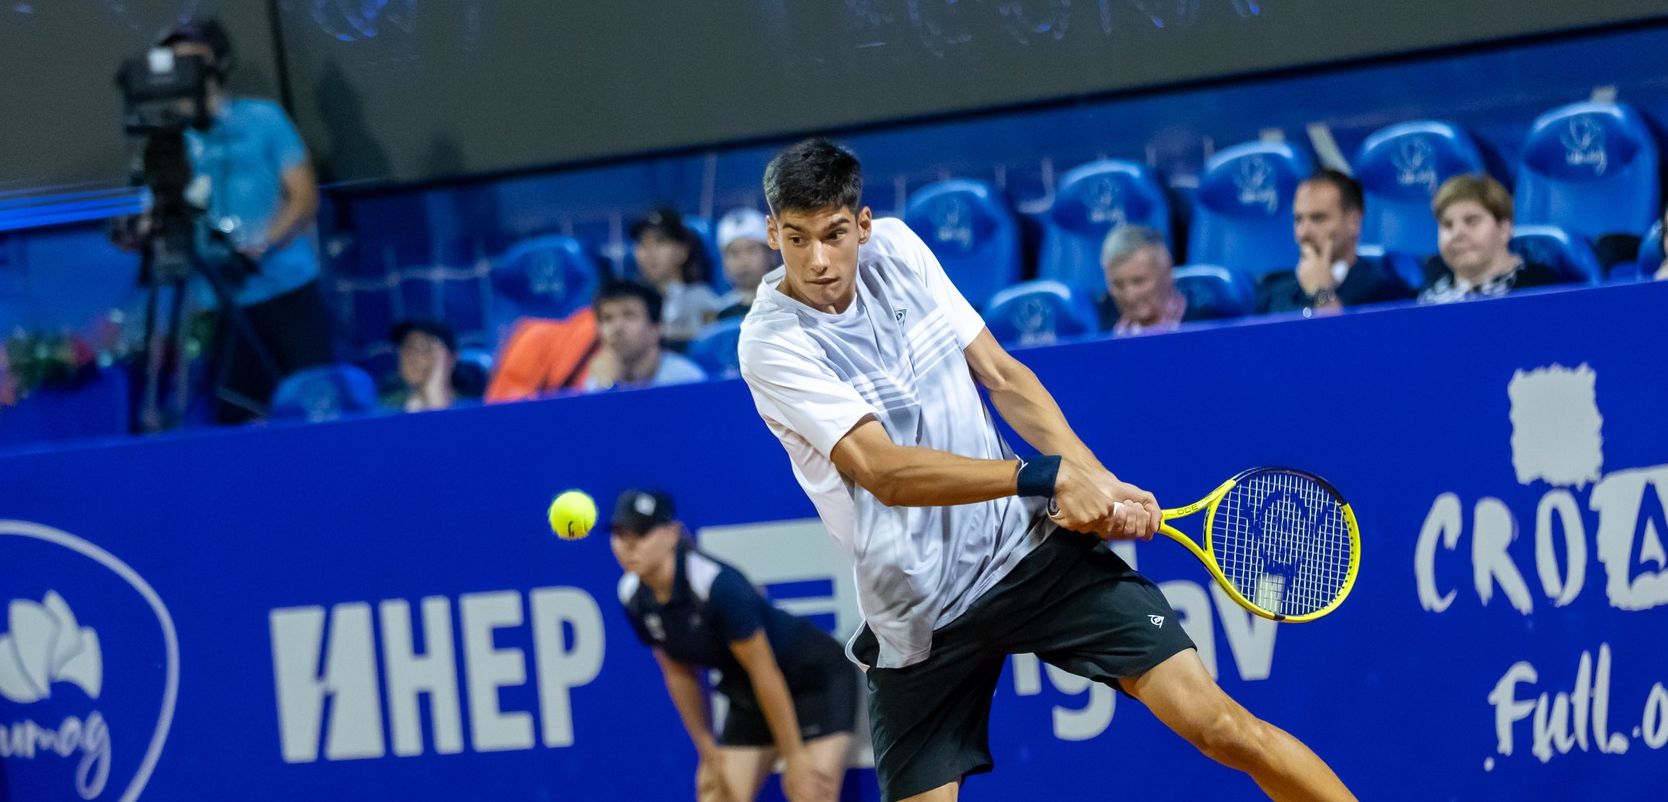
left=4, top=282, right=1668, bottom=801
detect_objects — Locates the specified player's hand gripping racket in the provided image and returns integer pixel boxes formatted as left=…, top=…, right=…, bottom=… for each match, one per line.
left=1155, top=467, right=1359, bottom=622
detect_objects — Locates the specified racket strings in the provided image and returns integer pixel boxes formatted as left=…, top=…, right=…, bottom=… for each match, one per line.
left=1210, top=470, right=1354, bottom=617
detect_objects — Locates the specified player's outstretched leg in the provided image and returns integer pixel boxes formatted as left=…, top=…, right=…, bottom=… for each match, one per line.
left=1121, top=649, right=1356, bottom=802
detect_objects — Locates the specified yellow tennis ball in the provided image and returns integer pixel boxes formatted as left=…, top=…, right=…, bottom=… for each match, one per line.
left=548, top=490, right=597, bottom=540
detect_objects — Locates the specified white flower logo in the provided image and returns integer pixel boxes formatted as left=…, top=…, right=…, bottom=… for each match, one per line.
left=0, top=590, right=103, bottom=704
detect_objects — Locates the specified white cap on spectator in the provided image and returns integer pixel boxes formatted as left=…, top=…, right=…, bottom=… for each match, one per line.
left=717, top=208, right=769, bottom=250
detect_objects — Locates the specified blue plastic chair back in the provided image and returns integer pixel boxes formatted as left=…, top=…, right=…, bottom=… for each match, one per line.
left=1039, top=160, right=1171, bottom=296
left=453, top=347, right=494, bottom=398
left=1623, top=220, right=1664, bottom=283
left=1172, top=265, right=1253, bottom=321
left=1189, top=142, right=1314, bottom=279
left=491, top=235, right=599, bottom=324
left=1510, top=225, right=1601, bottom=286
left=686, top=319, right=745, bottom=378
left=1355, top=244, right=1427, bottom=293
left=270, top=365, right=380, bottom=423
left=981, top=280, right=1098, bottom=347
left=903, top=179, right=1022, bottom=309
left=1355, top=121, right=1486, bottom=257
left=1516, top=102, right=1660, bottom=242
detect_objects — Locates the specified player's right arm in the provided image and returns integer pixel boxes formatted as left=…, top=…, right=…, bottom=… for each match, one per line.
left=830, top=417, right=1014, bottom=506
left=652, top=649, right=733, bottom=800
left=830, top=418, right=1121, bottom=534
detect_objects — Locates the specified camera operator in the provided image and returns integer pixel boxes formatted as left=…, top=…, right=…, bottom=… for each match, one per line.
left=147, top=19, right=334, bottom=424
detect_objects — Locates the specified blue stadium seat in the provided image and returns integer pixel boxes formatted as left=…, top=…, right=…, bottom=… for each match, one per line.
left=1510, top=225, right=1601, bottom=286
left=1172, top=265, right=1253, bottom=321
left=1355, top=121, right=1486, bottom=258
left=1355, top=244, right=1428, bottom=293
left=1516, top=102, right=1660, bottom=247
left=1189, top=141, right=1314, bottom=279
left=457, top=347, right=495, bottom=374
left=981, top=280, right=1097, bottom=347
left=902, top=179, right=1022, bottom=309
left=1040, top=160, right=1171, bottom=297
left=686, top=319, right=745, bottom=379
left=452, top=348, right=493, bottom=398
left=490, top=235, right=599, bottom=328
left=269, top=365, right=380, bottom=423
left=1615, top=221, right=1663, bottom=283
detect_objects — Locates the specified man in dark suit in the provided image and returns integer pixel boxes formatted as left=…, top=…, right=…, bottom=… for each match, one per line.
left=1256, top=169, right=1413, bottom=314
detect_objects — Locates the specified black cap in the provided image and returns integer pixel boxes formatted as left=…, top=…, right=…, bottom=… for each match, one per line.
left=159, top=19, right=233, bottom=73
left=628, top=207, right=689, bottom=243
left=391, top=319, right=457, bottom=352
left=611, top=489, right=676, bottom=534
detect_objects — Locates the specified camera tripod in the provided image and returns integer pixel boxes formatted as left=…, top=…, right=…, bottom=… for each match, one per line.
left=135, top=206, right=282, bottom=433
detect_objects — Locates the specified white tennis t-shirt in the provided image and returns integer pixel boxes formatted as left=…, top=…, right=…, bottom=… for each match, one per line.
left=739, top=217, right=1052, bottom=669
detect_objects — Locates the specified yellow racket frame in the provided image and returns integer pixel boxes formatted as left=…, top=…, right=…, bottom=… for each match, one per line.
left=1158, top=471, right=1361, bottom=623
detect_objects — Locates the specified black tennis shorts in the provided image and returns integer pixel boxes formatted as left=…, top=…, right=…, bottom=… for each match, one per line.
left=851, top=529, right=1196, bottom=801
left=719, top=632, right=861, bottom=747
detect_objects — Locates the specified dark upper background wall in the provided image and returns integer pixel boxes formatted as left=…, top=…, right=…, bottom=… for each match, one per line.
left=0, top=0, right=280, bottom=190
left=4, top=0, right=1666, bottom=192
left=284, top=0, right=1668, bottom=185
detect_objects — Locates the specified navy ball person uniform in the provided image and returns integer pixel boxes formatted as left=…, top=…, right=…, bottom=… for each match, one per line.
left=618, top=530, right=856, bottom=745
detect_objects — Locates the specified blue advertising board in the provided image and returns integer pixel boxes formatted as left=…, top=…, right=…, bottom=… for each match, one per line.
left=3, top=282, right=1667, bottom=800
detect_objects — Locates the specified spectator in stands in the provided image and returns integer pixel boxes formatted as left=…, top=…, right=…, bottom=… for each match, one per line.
left=585, top=280, right=706, bottom=391
left=482, top=308, right=598, bottom=403
left=1418, top=175, right=1562, bottom=304
left=1256, top=169, right=1412, bottom=315
left=382, top=320, right=465, bottom=412
left=716, top=208, right=774, bottom=320
left=1097, top=225, right=1194, bottom=336
left=119, top=19, right=334, bottom=424
left=630, top=208, right=722, bottom=346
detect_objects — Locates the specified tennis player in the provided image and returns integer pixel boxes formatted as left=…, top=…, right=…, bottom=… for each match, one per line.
left=737, top=139, right=1355, bottom=802
left=610, top=488, right=857, bottom=802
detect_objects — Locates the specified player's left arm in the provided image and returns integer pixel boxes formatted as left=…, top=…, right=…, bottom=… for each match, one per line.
left=888, top=213, right=1159, bottom=532
left=964, top=329, right=1161, bottom=529
left=964, top=329, right=1103, bottom=471
left=891, top=217, right=1107, bottom=474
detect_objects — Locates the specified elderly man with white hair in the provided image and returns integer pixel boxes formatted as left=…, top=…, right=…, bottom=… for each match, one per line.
left=1097, top=225, right=1196, bottom=336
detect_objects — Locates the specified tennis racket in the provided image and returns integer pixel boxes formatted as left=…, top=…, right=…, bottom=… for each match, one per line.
left=1155, top=467, right=1359, bottom=622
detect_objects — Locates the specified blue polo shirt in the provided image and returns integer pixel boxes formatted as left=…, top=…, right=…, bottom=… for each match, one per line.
left=619, top=545, right=822, bottom=695
left=185, top=97, right=319, bottom=307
